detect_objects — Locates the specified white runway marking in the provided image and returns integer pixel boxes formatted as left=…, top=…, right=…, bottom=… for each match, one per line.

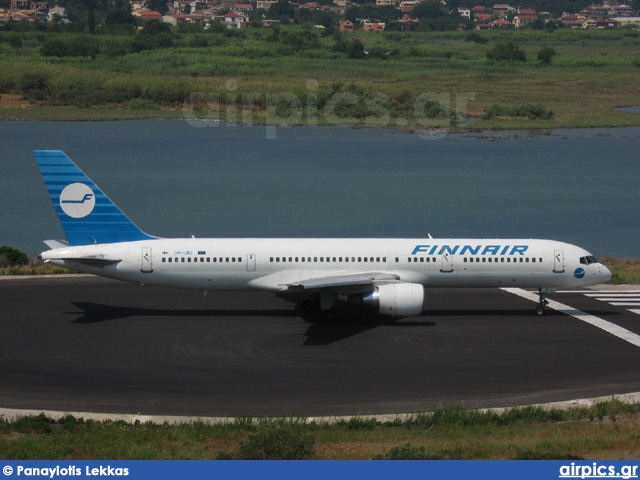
left=559, top=289, right=640, bottom=316
left=502, top=288, right=640, bottom=349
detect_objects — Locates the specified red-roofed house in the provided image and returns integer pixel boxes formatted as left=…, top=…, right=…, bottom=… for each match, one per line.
left=490, top=18, right=511, bottom=29
left=493, top=4, right=515, bottom=16
left=361, top=21, right=384, bottom=31
left=514, top=14, right=537, bottom=28
left=474, top=13, right=491, bottom=23
left=472, top=6, right=490, bottom=15
left=340, top=19, right=354, bottom=31
left=518, top=8, right=535, bottom=15
left=133, top=10, right=163, bottom=20
left=223, top=11, right=248, bottom=28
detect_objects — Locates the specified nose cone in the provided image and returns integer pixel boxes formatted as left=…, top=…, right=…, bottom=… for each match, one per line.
left=599, top=264, right=612, bottom=284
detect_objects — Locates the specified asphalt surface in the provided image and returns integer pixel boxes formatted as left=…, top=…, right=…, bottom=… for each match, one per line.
left=1, top=276, right=640, bottom=417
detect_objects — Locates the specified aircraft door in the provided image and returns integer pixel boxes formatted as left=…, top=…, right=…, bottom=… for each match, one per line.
left=141, top=247, right=153, bottom=273
left=440, top=251, right=453, bottom=273
left=247, top=253, right=256, bottom=272
left=553, top=250, right=565, bottom=273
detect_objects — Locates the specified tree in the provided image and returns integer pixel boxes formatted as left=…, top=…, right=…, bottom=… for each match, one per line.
left=105, top=9, right=136, bottom=25
left=538, top=47, right=557, bottom=64
left=346, top=38, right=365, bottom=59
left=530, top=18, right=545, bottom=30
left=268, top=0, right=294, bottom=18
left=412, top=1, right=448, bottom=19
left=145, top=0, right=168, bottom=15
left=87, top=10, right=95, bottom=33
left=0, top=246, right=28, bottom=267
left=486, top=42, right=526, bottom=63
left=141, top=18, right=172, bottom=34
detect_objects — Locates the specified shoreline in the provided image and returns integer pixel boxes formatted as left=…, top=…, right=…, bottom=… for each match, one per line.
left=3, top=111, right=640, bottom=136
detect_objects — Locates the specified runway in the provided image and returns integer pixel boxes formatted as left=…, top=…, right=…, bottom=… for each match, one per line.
left=2, top=276, right=640, bottom=417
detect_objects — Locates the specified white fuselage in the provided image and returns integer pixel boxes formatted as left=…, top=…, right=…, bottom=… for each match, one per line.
left=41, top=237, right=611, bottom=291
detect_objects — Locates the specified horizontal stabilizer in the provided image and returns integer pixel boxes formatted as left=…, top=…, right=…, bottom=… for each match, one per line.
left=47, top=255, right=121, bottom=267
left=43, top=239, right=69, bottom=250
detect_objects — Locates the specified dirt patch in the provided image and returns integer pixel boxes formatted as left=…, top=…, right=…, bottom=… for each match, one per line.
left=0, top=93, right=33, bottom=109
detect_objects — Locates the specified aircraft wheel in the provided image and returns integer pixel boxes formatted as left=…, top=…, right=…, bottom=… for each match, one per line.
left=535, top=306, right=546, bottom=316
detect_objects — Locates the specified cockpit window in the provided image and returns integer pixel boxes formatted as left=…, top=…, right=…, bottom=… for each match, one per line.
left=580, top=256, right=598, bottom=265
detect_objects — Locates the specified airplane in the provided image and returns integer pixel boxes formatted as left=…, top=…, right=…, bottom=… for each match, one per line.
left=34, top=150, right=612, bottom=318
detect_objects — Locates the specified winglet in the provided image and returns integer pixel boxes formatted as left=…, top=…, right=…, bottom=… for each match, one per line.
left=33, top=150, right=156, bottom=246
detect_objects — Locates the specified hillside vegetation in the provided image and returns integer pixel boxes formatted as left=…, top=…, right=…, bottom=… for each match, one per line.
left=1, top=27, right=640, bottom=128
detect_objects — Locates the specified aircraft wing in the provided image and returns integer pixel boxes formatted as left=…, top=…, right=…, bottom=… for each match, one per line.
left=284, top=272, right=400, bottom=291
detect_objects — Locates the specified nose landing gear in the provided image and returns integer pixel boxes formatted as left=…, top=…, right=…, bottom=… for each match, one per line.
left=535, top=287, right=554, bottom=316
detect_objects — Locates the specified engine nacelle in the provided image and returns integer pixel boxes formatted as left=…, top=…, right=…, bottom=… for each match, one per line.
left=350, top=283, right=424, bottom=317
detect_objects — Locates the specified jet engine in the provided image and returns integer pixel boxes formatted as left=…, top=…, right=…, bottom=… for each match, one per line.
left=349, top=283, right=424, bottom=317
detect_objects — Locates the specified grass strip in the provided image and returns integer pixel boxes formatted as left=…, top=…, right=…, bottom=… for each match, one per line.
left=1, top=400, right=639, bottom=459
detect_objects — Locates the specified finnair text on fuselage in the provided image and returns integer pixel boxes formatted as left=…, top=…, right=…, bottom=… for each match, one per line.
left=411, top=244, right=529, bottom=256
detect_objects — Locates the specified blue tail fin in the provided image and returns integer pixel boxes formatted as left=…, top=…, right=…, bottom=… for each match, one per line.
left=34, top=150, right=156, bottom=246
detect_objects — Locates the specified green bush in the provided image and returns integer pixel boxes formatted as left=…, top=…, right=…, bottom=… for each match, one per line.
left=486, top=42, right=526, bottom=63
left=237, top=421, right=315, bottom=460
left=482, top=103, right=554, bottom=120
left=40, top=36, right=100, bottom=58
left=465, top=31, right=488, bottom=44
left=0, top=246, right=29, bottom=267
left=538, top=47, right=557, bottom=64
left=18, top=72, right=49, bottom=94
left=128, top=98, right=160, bottom=110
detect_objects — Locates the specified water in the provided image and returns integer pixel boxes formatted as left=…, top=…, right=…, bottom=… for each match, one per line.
left=1, top=120, right=638, bottom=258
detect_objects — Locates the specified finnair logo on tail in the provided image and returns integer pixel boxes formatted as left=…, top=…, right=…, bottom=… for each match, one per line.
left=59, top=183, right=96, bottom=218
left=62, top=193, right=93, bottom=204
